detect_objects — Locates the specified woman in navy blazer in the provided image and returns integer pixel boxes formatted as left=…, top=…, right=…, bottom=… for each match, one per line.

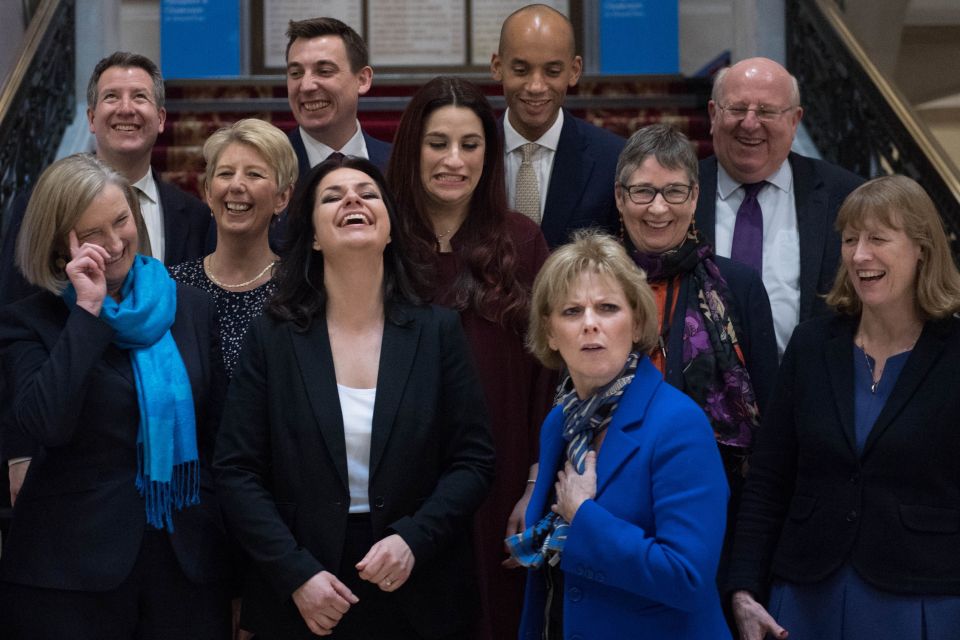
left=728, top=176, right=960, bottom=640
left=511, top=231, right=730, bottom=639
left=214, top=156, right=494, bottom=639
left=0, top=154, right=231, bottom=638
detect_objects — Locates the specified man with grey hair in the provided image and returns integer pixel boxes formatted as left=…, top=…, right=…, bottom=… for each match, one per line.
left=695, top=56, right=863, bottom=354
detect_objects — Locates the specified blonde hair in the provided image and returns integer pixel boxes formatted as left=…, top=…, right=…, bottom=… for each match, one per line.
left=825, top=175, right=960, bottom=318
left=16, top=154, right=147, bottom=295
left=201, top=118, right=298, bottom=194
left=527, top=230, right=658, bottom=369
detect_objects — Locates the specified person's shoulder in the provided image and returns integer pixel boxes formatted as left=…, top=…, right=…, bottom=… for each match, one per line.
left=504, top=209, right=546, bottom=242
left=568, top=112, right=624, bottom=149
left=789, top=152, right=864, bottom=190
left=712, top=254, right=763, bottom=288
left=175, top=280, right=214, bottom=310
left=168, top=256, right=204, bottom=280
left=156, top=175, right=208, bottom=212
left=790, top=312, right=848, bottom=349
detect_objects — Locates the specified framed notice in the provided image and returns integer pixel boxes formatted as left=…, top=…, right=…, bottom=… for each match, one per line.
left=252, top=0, right=362, bottom=74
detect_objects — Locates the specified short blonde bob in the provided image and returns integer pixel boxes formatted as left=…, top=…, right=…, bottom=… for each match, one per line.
left=201, top=118, right=298, bottom=195
left=527, top=230, right=659, bottom=370
left=825, top=174, right=960, bottom=319
left=16, top=153, right=147, bottom=295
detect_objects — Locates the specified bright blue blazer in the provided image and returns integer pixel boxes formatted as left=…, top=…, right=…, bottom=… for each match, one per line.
left=519, top=357, right=732, bottom=640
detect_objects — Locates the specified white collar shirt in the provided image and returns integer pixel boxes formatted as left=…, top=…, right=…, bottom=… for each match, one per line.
left=300, top=120, right=369, bottom=168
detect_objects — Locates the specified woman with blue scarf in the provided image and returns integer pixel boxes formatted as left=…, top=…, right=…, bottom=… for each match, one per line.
left=0, top=154, right=232, bottom=638
left=510, top=231, right=731, bottom=639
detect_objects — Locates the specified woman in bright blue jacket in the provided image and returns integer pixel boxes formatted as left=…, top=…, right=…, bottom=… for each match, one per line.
left=509, top=231, right=730, bottom=640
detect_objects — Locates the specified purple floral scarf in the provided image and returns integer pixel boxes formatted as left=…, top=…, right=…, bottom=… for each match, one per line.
left=630, top=230, right=759, bottom=456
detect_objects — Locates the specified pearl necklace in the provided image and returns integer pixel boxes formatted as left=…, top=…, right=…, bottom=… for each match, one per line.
left=204, top=255, right=276, bottom=289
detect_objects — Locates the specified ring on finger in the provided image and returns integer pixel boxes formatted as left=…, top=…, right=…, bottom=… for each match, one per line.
left=384, top=578, right=393, bottom=587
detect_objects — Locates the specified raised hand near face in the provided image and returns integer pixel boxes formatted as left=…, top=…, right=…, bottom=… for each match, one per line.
left=65, top=230, right=110, bottom=316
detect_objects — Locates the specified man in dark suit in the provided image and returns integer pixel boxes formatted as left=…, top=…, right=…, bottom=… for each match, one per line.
left=695, top=57, right=864, bottom=354
left=283, top=17, right=392, bottom=176
left=0, top=51, right=211, bottom=510
left=491, top=4, right=624, bottom=248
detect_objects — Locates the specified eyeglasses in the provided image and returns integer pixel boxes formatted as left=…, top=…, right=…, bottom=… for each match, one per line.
left=717, top=104, right=797, bottom=122
left=620, top=183, right=693, bottom=205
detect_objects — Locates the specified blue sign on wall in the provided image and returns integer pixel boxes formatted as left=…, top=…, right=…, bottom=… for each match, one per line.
left=599, top=1, right=679, bottom=75
left=161, top=0, right=240, bottom=79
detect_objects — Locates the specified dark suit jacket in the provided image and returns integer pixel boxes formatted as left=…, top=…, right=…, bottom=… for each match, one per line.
left=663, top=255, right=779, bottom=412
left=0, top=170, right=211, bottom=308
left=503, top=110, right=624, bottom=249
left=728, top=314, right=960, bottom=597
left=287, top=127, right=392, bottom=178
left=695, top=153, right=863, bottom=323
left=0, top=285, right=229, bottom=590
left=214, top=303, right=495, bottom=639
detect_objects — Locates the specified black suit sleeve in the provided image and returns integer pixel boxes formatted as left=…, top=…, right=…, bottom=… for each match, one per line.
left=213, top=317, right=325, bottom=598
left=388, top=311, right=495, bottom=563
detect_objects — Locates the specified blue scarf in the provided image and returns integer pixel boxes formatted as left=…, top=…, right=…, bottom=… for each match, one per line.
left=505, top=352, right=639, bottom=568
left=64, top=255, right=198, bottom=532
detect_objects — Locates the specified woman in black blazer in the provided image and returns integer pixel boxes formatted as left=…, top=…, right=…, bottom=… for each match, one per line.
left=728, top=175, right=960, bottom=640
left=0, top=154, right=231, bottom=638
left=214, top=156, right=495, bottom=640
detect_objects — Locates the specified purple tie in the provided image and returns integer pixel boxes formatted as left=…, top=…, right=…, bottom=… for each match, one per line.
left=731, top=182, right=765, bottom=274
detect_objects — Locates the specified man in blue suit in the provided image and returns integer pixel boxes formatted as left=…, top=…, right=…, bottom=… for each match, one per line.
left=284, top=17, right=392, bottom=176
left=491, top=4, right=624, bottom=248
left=695, top=57, right=863, bottom=354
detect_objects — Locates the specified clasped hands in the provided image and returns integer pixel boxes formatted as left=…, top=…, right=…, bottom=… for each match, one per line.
left=292, top=534, right=414, bottom=636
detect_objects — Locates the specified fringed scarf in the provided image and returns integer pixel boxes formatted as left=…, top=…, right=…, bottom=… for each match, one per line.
left=65, top=255, right=198, bottom=531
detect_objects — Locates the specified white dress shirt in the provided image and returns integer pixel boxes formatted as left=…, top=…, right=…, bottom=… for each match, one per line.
left=338, top=384, right=376, bottom=514
left=300, top=121, right=370, bottom=168
left=712, top=161, right=800, bottom=356
left=503, top=108, right=564, bottom=216
left=131, top=170, right=164, bottom=263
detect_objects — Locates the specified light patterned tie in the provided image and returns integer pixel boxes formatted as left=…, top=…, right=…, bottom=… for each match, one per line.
left=515, top=142, right=541, bottom=224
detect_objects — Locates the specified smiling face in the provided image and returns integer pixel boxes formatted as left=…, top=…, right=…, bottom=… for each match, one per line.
left=73, top=183, right=139, bottom=297
left=286, top=36, right=372, bottom=149
left=491, top=10, right=582, bottom=141
left=205, top=143, right=290, bottom=242
left=708, top=58, right=802, bottom=184
left=617, top=157, right=698, bottom=254
left=87, top=66, right=166, bottom=168
left=841, top=218, right=922, bottom=316
left=547, top=270, right=639, bottom=398
left=311, top=167, right=390, bottom=254
left=419, top=105, right=486, bottom=217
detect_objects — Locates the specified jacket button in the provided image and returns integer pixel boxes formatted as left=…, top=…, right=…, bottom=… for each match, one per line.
left=568, top=587, right=582, bottom=602
left=846, top=509, right=859, bottom=522
left=374, top=496, right=385, bottom=509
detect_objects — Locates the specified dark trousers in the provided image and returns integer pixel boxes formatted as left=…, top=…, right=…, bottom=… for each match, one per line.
left=0, top=529, right=230, bottom=640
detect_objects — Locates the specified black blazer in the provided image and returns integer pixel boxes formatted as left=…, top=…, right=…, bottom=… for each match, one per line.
left=727, top=314, right=960, bottom=597
left=214, top=303, right=495, bottom=639
left=695, top=152, right=864, bottom=323
left=0, top=285, right=229, bottom=590
left=663, top=255, right=779, bottom=412
left=500, top=110, right=624, bottom=249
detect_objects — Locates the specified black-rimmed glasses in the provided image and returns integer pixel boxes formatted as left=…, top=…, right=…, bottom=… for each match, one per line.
left=620, top=183, right=693, bottom=205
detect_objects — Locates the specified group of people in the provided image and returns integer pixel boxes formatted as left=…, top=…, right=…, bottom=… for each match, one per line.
left=1, top=4, right=959, bottom=640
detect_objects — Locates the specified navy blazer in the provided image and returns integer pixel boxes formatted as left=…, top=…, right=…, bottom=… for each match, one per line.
left=695, top=152, right=863, bottom=323
left=0, top=170, right=211, bottom=308
left=728, top=314, right=960, bottom=598
left=214, top=303, right=495, bottom=639
left=0, top=285, right=229, bottom=590
left=663, top=255, right=779, bottom=412
left=520, top=357, right=731, bottom=639
left=503, top=110, right=624, bottom=249
left=287, top=126, right=392, bottom=178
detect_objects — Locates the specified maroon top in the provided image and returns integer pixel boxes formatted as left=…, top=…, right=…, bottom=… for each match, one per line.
left=433, top=211, right=555, bottom=640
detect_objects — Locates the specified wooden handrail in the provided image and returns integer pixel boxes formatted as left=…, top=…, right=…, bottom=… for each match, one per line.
left=0, top=0, right=62, bottom=128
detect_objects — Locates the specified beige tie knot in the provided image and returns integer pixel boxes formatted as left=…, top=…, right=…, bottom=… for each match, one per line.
left=516, top=143, right=541, bottom=224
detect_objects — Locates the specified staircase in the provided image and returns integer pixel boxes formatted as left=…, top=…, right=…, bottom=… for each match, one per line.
left=155, top=76, right=714, bottom=198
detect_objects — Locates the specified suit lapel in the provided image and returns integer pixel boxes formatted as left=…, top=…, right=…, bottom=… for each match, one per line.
left=290, top=319, right=349, bottom=492
left=368, top=313, right=419, bottom=479
left=790, top=154, right=830, bottom=321
left=542, top=112, right=591, bottom=244
left=289, top=128, right=312, bottom=179
left=695, top=156, right=719, bottom=246
left=862, top=320, right=950, bottom=458
left=155, top=175, right=187, bottom=267
left=825, top=321, right=858, bottom=456
left=595, top=359, right=660, bottom=496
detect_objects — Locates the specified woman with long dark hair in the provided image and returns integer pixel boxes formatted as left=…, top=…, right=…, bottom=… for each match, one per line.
left=387, top=76, right=555, bottom=640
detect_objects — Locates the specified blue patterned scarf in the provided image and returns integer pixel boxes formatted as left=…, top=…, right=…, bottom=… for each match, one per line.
left=64, top=255, right=198, bottom=531
left=505, top=353, right=639, bottom=568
